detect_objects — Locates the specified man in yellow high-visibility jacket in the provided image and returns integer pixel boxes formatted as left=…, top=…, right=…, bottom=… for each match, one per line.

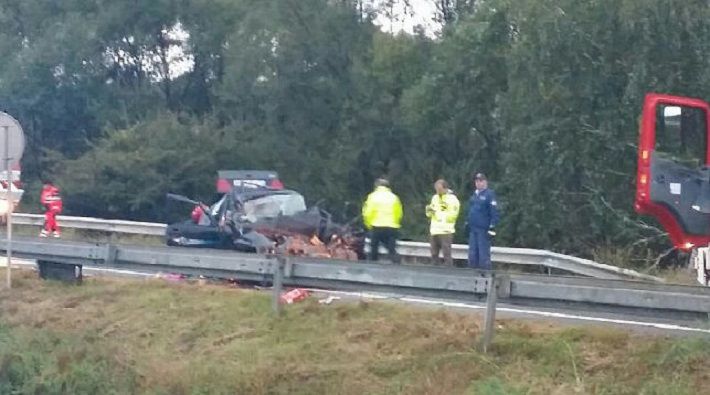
left=426, top=179, right=460, bottom=266
left=362, top=178, right=403, bottom=264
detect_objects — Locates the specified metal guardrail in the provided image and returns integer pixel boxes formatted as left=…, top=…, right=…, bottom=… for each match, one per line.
left=11, top=213, right=661, bottom=281
left=395, top=241, right=661, bottom=282
left=0, top=237, right=707, bottom=319
left=13, top=213, right=166, bottom=236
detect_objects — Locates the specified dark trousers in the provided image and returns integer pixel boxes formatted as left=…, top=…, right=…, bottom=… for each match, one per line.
left=468, top=229, right=491, bottom=270
left=370, top=227, right=400, bottom=264
left=430, top=234, right=453, bottom=266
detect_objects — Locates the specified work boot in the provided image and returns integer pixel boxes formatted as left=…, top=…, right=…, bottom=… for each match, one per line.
left=39, top=230, right=49, bottom=238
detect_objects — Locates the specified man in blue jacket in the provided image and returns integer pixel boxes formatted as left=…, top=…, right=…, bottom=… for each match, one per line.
left=467, top=173, right=499, bottom=269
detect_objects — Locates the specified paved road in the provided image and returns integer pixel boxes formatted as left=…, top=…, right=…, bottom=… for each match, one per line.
left=308, top=288, right=710, bottom=336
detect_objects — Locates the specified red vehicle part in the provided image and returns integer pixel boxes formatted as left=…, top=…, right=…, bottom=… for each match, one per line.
left=280, top=288, right=309, bottom=304
left=216, top=170, right=284, bottom=193
left=191, top=205, right=204, bottom=224
left=635, top=93, right=710, bottom=250
left=0, top=163, right=22, bottom=191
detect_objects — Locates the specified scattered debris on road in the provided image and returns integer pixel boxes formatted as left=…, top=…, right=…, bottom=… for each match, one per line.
left=280, top=288, right=310, bottom=304
left=155, top=273, right=186, bottom=282
left=278, top=233, right=360, bottom=260
left=318, top=296, right=341, bottom=305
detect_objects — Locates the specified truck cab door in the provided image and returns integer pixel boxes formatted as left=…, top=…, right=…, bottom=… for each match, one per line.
left=635, top=93, right=710, bottom=249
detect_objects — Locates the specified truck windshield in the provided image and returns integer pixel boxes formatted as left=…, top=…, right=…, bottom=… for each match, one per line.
left=243, top=193, right=307, bottom=220
left=656, top=105, right=707, bottom=168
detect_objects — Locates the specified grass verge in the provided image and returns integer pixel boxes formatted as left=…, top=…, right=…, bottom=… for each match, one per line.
left=0, top=270, right=709, bottom=394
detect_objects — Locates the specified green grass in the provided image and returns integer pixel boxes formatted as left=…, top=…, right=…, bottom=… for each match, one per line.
left=0, top=271, right=709, bottom=394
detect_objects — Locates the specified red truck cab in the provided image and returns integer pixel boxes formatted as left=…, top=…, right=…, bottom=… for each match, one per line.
left=635, top=93, right=710, bottom=250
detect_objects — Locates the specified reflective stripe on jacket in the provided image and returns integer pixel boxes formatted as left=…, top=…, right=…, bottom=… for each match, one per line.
left=362, top=186, right=403, bottom=229
left=40, top=185, right=63, bottom=213
left=426, top=192, right=460, bottom=235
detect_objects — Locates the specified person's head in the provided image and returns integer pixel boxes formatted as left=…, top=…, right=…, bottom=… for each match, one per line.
left=374, top=178, right=390, bottom=189
left=434, top=179, right=448, bottom=195
left=42, top=178, right=53, bottom=186
left=474, top=173, right=488, bottom=191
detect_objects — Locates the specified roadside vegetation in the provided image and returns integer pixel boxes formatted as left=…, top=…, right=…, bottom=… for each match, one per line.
left=0, top=270, right=708, bottom=394
left=4, top=0, right=710, bottom=268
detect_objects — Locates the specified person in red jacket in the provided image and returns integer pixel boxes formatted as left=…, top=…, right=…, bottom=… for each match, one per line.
left=40, top=179, right=63, bottom=238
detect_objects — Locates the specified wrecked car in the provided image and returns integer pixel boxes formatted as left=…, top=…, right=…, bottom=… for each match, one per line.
left=165, top=187, right=365, bottom=260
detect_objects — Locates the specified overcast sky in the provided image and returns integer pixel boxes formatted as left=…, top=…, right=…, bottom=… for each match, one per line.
left=162, top=1, right=442, bottom=80
left=371, top=0, right=441, bottom=36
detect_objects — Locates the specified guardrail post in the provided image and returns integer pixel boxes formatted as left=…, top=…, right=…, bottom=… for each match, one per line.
left=480, top=274, right=499, bottom=353
left=104, top=244, right=117, bottom=266
left=272, top=256, right=285, bottom=315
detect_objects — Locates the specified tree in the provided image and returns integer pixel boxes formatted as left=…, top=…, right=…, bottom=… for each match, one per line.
left=8, top=0, right=710, bottom=266
left=499, top=0, right=710, bottom=258
left=57, top=114, right=230, bottom=220
left=398, top=7, right=510, bottom=238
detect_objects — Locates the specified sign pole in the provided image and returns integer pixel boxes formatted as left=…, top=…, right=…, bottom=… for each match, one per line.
left=3, top=125, right=10, bottom=289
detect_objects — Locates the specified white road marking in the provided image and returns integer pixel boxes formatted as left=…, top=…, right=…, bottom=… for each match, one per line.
left=0, top=258, right=35, bottom=267
left=306, top=288, right=710, bottom=335
left=9, top=260, right=154, bottom=277
left=85, top=268, right=154, bottom=277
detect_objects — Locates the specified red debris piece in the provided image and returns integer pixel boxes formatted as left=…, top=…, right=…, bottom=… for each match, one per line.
left=157, top=273, right=186, bottom=282
left=280, top=288, right=310, bottom=304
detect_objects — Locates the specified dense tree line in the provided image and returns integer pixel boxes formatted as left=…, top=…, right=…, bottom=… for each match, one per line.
left=2, top=0, right=709, bottom=266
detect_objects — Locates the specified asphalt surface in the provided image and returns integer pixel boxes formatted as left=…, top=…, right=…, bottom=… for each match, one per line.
left=305, top=288, right=710, bottom=336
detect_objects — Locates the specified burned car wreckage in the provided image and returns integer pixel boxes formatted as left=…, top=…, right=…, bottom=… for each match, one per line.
left=165, top=187, right=365, bottom=260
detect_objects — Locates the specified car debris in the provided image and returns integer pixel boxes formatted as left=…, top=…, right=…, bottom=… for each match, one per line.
left=216, top=170, right=284, bottom=193
left=155, top=272, right=186, bottom=282
left=165, top=185, right=365, bottom=260
left=265, top=232, right=360, bottom=260
left=318, top=296, right=341, bottom=305
left=280, top=288, right=310, bottom=304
